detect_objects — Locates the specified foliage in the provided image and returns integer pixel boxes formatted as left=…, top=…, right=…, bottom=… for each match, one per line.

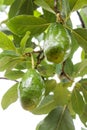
left=0, top=0, right=87, bottom=129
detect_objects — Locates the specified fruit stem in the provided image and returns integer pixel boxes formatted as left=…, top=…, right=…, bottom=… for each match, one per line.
left=31, top=53, right=34, bottom=69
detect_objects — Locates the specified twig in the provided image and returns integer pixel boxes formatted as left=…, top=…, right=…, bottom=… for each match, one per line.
left=54, top=0, right=59, bottom=13
left=60, top=61, right=74, bottom=82
left=77, top=11, right=85, bottom=28
left=0, top=77, right=19, bottom=82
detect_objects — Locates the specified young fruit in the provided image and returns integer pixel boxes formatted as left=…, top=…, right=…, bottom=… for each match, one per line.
left=44, top=23, right=71, bottom=64
left=18, top=69, right=45, bottom=111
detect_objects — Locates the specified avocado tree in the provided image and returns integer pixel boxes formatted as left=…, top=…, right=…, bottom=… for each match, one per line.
left=0, top=0, right=87, bottom=130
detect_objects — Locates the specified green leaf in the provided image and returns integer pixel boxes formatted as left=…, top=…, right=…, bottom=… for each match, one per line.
left=72, top=28, right=87, bottom=52
left=0, top=56, right=12, bottom=71
left=64, top=58, right=74, bottom=77
left=43, top=10, right=56, bottom=23
left=37, top=61, right=56, bottom=78
left=0, top=0, right=3, bottom=4
left=32, top=95, right=56, bottom=114
left=0, top=32, right=16, bottom=50
left=5, top=70, right=24, bottom=80
left=36, top=106, right=75, bottom=130
left=54, top=83, right=70, bottom=106
left=45, top=79, right=57, bottom=95
left=8, top=0, right=25, bottom=18
left=69, top=0, right=87, bottom=11
left=1, top=83, right=18, bottom=109
left=73, top=59, right=87, bottom=77
left=7, top=15, right=49, bottom=36
left=71, top=87, right=85, bottom=115
left=80, top=104, right=87, bottom=127
left=3, top=0, right=14, bottom=5
left=34, top=0, right=55, bottom=14
left=19, top=0, right=34, bottom=15
left=20, top=31, right=31, bottom=53
left=61, top=0, right=70, bottom=18
left=79, top=79, right=87, bottom=103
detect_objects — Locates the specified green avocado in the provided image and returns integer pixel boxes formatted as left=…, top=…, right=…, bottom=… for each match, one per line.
left=44, top=23, right=71, bottom=64
left=18, top=69, right=45, bottom=111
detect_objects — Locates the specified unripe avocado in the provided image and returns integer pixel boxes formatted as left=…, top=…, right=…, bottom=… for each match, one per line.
left=44, top=23, right=71, bottom=64
left=18, top=69, right=45, bottom=111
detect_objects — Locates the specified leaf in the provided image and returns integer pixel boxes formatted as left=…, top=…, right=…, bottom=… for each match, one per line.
left=79, top=79, right=87, bottom=103
left=8, top=0, right=25, bottom=18
left=37, top=61, right=56, bottom=78
left=34, top=0, right=55, bottom=14
left=61, top=0, right=70, bottom=18
left=44, top=79, right=57, bottom=95
left=5, top=70, right=24, bottom=80
left=54, top=83, right=70, bottom=106
left=7, top=15, right=49, bottom=36
left=3, top=0, right=14, bottom=5
left=0, top=56, right=12, bottom=71
left=20, top=31, right=31, bottom=53
left=19, top=0, right=34, bottom=15
left=73, top=59, right=87, bottom=77
left=64, top=58, right=74, bottom=77
left=0, top=0, right=3, bottom=4
left=71, top=87, right=85, bottom=115
left=72, top=28, right=87, bottom=52
left=69, top=0, right=87, bottom=11
left=0, top=32, right=16, bottom=50
left=32, top=95, right=56, bottom=115
left=80, top=104, right=87, bottom=127
left=36, top=106, right=75, bottom=130
left=43, top=10, right=56, bottom=23
left=1, top=83, right=18, bottom=109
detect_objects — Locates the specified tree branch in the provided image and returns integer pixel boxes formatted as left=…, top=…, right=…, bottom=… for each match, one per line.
left=77, top=11, right=85, bottom=28
left=0, top=77, right=19, bottom=82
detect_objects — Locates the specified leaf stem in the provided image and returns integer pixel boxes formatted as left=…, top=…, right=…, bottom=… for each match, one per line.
left=31, top=53, right=34, bottom=69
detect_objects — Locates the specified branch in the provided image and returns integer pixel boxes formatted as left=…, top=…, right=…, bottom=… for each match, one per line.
left=77, top=11, right=85, bottom=28
left=0, top=77, right=19, bottom=83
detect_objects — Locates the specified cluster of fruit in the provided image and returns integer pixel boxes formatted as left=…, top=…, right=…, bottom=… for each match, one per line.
left=19, top=22, right=72, bottom=111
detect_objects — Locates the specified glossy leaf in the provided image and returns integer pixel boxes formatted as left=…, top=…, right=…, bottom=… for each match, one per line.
left=7, top=15, right=49, bottom=36
left=34, top=0, right=55, bottom=14
left=36, top=106, right=75, bottom=130
left=69, top=0, right=87, bottom=11
left=0, top=32, right=16, bottom=50
left=1, top=83, right=18, bottom=109
left=71, top=88, right=85, bottom=115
